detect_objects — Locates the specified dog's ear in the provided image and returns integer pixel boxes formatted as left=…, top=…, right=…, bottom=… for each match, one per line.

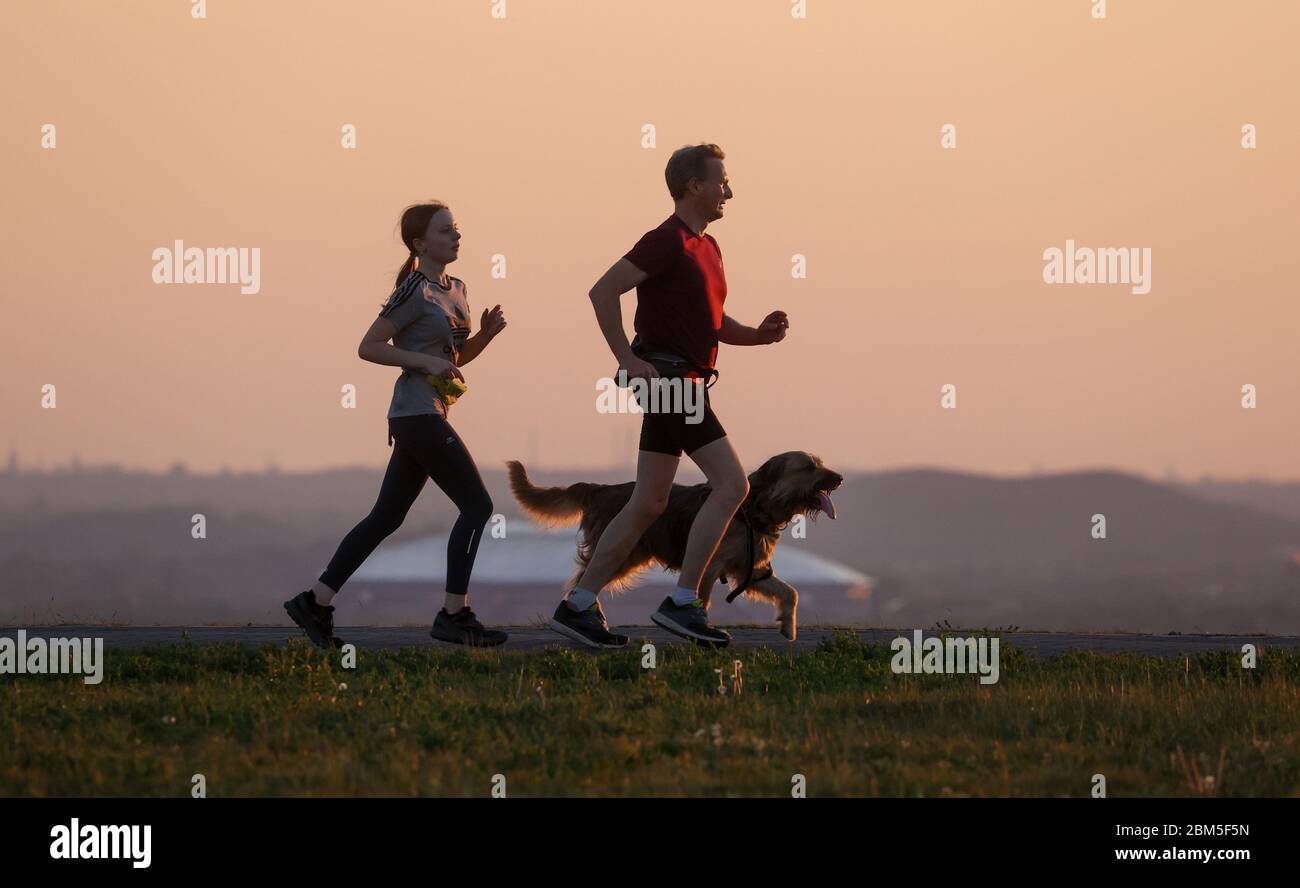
left=749, top=456, right=785, bottom=490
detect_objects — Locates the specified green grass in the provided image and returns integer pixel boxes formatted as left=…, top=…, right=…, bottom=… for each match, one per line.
left=3, top=633, right=1298, bottom=796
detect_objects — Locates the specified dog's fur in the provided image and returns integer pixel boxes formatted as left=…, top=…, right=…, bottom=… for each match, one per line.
left=506, top=451, right=843, bottom=641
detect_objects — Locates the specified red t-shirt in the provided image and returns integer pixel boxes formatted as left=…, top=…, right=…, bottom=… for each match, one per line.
left=623, top=213, right=728, bottom=371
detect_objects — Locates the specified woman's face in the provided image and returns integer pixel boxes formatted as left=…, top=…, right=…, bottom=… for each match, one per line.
left=416, top=208, right=461, bottom=265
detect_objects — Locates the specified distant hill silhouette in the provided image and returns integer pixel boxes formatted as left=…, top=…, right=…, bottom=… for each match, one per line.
left=1178, top=478, right=1300, bottom=524
left=811, top=468, right=1300, bottom=575
left=1, top=464, right=1296, bottom=632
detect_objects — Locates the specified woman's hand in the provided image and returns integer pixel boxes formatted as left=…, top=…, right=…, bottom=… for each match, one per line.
left=480, top=304, right=507, bottom=339
left=420, top=355, right=465, bottom=382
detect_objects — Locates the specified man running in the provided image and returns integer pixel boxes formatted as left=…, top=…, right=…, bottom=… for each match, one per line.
left=549, top=143, right=790, bottom=649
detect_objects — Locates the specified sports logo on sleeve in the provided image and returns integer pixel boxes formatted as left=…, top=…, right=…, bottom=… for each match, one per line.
left=378, top=275, right=421, bottom=317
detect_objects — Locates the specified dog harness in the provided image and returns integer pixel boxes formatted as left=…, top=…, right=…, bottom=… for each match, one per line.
left=724, top=503, right=774, bottom=602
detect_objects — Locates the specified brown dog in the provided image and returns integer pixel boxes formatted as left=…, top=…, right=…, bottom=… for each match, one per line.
left=506, top=451, right=842, bottom=641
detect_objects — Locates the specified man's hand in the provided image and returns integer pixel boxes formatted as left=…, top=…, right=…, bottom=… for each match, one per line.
left=757, top=310, right=789, bottom=343
left=618, top=355, right=660, bottom=384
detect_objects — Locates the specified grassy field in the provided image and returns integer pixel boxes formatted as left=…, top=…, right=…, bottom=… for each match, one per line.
left=3, top=633, right=1298, bottom=797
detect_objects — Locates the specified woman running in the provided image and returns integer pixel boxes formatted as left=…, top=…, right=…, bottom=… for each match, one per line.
left=284, top=200, right=509, bottom=648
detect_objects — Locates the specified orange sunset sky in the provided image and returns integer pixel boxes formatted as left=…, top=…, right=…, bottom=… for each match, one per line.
left=3, top=0, right=1298, bottom=478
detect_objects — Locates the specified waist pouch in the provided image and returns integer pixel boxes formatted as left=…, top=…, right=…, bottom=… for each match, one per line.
left=396, top=366, right=467, bottom=405
left=425, top=373, right=468, bottom=405
left=616, top=338, right=719, bottom=389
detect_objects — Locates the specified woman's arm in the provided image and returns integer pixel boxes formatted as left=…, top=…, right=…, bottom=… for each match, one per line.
left=456, top=304, right=507, bottom=366
left=357, top=317, right=460, bottom=378
left=456, top=330, right=491, bottom=366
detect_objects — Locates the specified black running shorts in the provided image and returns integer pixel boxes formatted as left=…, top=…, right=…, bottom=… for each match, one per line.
left=634, top=373, right=727, bottom=457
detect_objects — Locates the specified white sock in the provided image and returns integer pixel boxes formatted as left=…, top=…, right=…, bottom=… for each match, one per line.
left=568, top=586, right=598, bottom=610
left=311, top=583, right=336, bottom=607
left=671, top=585, right=699, bottom=606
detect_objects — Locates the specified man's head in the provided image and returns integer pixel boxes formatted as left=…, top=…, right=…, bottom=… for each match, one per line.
left=665, top=143, right=732, bottom=222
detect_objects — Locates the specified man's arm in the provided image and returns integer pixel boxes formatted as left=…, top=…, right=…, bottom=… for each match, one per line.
left=719, top=314, right=763, bottom=345
left=719, top=311, right=789, bottom=346
left=589, top=258, right=650, bottom=364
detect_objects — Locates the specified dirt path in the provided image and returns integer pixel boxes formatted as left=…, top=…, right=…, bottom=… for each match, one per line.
left=3, top=626, right=1295, bottom=657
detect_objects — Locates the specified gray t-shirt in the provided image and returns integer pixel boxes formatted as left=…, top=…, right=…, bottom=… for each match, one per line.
left=377, top=269, right=473, bottom=419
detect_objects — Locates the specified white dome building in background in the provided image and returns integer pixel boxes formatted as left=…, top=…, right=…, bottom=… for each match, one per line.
left=344, top=524, right=874, bottom=627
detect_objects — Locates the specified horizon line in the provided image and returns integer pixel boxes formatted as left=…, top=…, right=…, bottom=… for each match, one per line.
left=5, top=460, right=1300, bottom=487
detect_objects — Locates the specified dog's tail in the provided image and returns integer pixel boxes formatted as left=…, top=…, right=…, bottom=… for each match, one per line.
left=506, top=460, right=602, bottom=527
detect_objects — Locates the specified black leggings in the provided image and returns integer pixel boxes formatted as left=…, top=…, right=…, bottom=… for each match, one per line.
left=318, top=413, right=493, bottom=598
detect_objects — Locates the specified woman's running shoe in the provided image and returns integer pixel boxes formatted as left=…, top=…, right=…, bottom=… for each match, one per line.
left=284, top=590, right=345, bottom=649
left=431, top=607, right=508, bottom=647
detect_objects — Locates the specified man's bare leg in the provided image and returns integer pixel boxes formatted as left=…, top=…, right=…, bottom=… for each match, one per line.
left=648, top=436, right=747, bottom=646
left=675, top=435, right=749, bottom=598
left=567, top=449, right=680, bottom=607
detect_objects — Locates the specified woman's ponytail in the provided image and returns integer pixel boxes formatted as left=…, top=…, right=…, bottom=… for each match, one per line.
left=394, top=251, right=418, bottom=288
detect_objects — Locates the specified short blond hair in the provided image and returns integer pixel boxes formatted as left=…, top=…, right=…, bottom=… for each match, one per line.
left=665, top=143, right=725, bottom=200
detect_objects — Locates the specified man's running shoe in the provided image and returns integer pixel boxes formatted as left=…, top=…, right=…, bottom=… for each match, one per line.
left=651, top=596, right=731, bottom=648
left=549, top=599, right=629, bottom=649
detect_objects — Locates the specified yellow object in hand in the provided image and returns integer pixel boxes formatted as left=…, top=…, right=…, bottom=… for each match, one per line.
left=426, top=373, right=468, bottom=406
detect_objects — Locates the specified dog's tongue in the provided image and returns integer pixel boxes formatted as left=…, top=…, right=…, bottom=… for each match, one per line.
left=817, top=491, right=837, bottom=520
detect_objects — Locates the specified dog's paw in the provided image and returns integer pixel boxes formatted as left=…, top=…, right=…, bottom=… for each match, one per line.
left=778, top=613, right=797, bottom=641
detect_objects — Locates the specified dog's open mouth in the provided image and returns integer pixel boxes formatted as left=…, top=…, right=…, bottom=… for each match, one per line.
left=815, top=490, right=837, bottom=520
